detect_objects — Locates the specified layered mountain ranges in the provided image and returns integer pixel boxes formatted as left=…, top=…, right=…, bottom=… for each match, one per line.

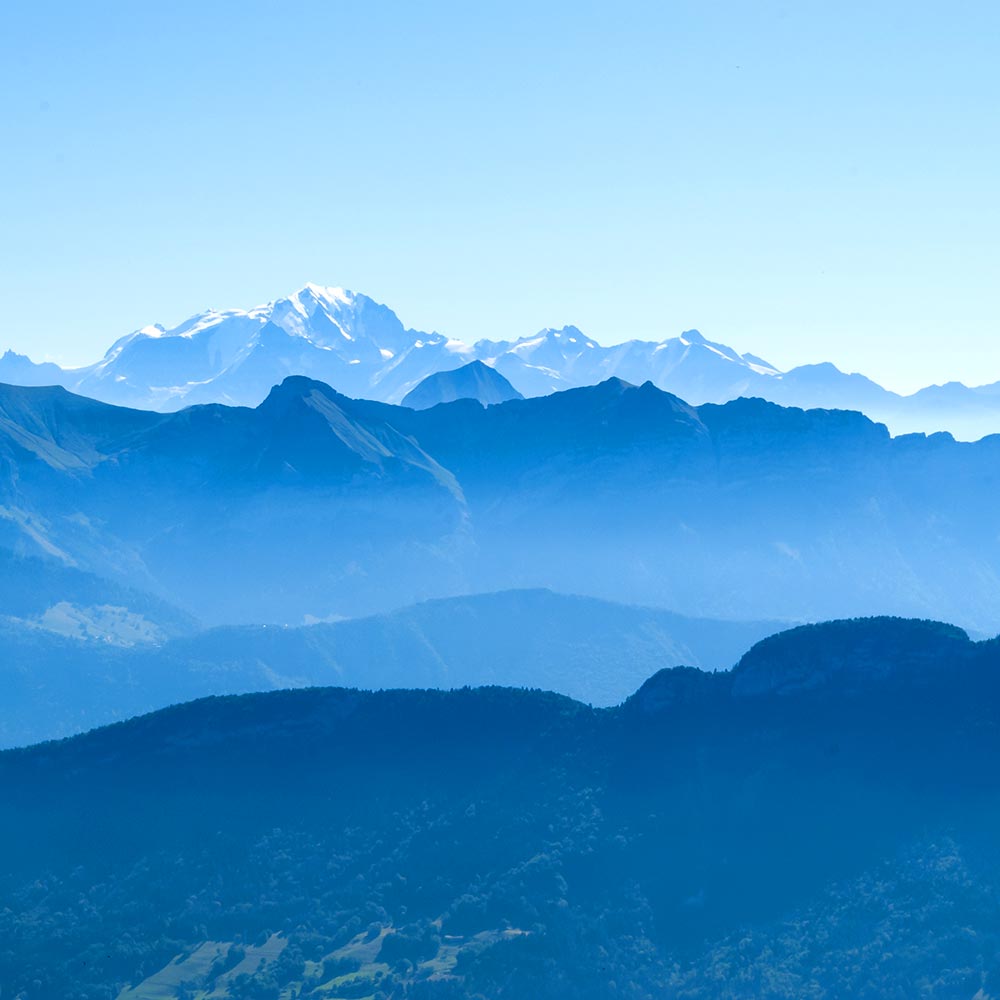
left=5, top=617, right=1000, bottom=999
left=3, top=282, right=1000, bottom=438
left=3, top=375, right=1000, bottom=632
left=0, top=588, right=780, bottom=748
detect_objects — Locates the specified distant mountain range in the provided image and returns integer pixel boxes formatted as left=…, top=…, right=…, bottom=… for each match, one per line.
left=3, top=282, right=1000, bottom=437
left=4, top=376, right=1000, bottom=632
left=0, top=588, right=780, bottom=748
left=5, top=616, right=1000, bottom=998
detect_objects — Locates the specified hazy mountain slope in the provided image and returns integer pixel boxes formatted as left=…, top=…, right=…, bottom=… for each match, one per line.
left=391, top=384, right=1000, bottom=630
left=5, top=377, right=1000, bottom=630
left=0, top=589, right=781, bottom=748
left=3, top=617, right=1000, bottom=998
left=401, top=359, right=523, bottom=409
left=0, top=549, right=196, bottom=641
left=0, top=382, right=160, bottom=470
left=0, top=349, right=66, bottom=387
left=5, top=283, right=1000, bottom=436
left=0, top=378, right=470, bottom=623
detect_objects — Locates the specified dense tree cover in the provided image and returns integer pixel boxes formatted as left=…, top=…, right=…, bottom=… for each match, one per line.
left=2, top=617, right=1000, bottom=999
left=0, top=588, right=779, bottom=748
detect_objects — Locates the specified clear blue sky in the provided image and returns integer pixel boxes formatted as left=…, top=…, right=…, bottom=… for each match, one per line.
left=1, top=0, right=997, bottom=392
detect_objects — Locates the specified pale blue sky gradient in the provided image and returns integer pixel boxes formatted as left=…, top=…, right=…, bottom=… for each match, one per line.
left=0, top=1, right=997, bottom=392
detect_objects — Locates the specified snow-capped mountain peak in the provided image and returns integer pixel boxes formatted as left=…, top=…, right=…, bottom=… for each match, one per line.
left=270, top=284, right=359, bottom=343
left=0, top=282, right=862, bottom=410
left=3, top=282, right=998, bottom=439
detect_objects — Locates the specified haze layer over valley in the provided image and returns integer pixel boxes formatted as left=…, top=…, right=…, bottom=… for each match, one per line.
left=4, top=376, right=1000, bottom=637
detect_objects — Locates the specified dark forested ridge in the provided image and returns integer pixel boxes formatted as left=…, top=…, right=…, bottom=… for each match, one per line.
left=0, top=588, right=780, bottom=748
left=4, top=616, right=1000, bottom=999
left=4, top=376, right=1000, bottom=630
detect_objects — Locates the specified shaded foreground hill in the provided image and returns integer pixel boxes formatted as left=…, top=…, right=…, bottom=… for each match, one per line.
left=0, top=589, right=780, bottom=747
left=5, top=377, right=1000, bottom=631
left=4, top=617, right=1000, bottom=998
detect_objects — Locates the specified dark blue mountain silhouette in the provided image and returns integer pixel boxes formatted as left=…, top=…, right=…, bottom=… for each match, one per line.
left=3, top=616, right=1000, bottom=997
left=402, top=359, right=524, bottom=408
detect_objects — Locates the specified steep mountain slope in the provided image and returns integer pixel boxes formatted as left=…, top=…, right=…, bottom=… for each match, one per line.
left=394, top=383, right=1000, bottom=631
left=4, top=377, right=1000, bottom=630
left=0, top=285, right=473, bottom=409
left=3, top=618, right=1000, bottom=999
left=401, top=359, right=523, bottom=409
left=0, top=377, right=469, bottom=622
left=5, top=283, right=1000, bottom=437
left=0, top=589, right=782, bottom=747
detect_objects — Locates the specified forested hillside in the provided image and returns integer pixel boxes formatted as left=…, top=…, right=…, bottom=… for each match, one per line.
left=3, top=617, right=1000, bottom=999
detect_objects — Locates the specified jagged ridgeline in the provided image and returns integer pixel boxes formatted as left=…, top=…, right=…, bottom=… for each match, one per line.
left=3, top=377, right=1000, bottom=631
left=3, top=617, right=1000, bottom=999
left=4, top=283, right=1000, bottom=439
